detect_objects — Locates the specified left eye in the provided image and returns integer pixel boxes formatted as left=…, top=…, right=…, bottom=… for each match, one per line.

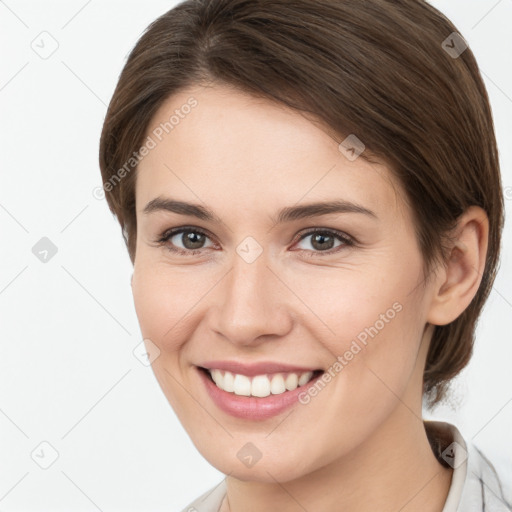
left=294, top=229, right=353, bottom=254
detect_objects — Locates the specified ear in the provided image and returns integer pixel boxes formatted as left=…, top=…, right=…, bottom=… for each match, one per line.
left=426, top=206, right=489, bottom=326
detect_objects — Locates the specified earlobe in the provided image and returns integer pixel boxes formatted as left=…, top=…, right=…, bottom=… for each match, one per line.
left=427, top=206, right=489, bottom=326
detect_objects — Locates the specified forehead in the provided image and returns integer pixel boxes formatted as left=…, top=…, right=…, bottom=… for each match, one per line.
left=135, top=84, right=404, bottom=219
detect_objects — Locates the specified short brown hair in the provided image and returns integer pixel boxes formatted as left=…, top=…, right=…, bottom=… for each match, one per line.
left=99, top=0, right=504, bottom=406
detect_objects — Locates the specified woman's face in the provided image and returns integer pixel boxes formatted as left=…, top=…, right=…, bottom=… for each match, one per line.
left=132, top=84, right=437, bottom=481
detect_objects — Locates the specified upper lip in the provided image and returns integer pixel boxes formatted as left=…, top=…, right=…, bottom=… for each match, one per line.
left=198, top=360, right=322, bottom=376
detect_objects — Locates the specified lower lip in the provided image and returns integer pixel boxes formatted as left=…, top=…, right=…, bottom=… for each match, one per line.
left=197, top=367, right=323, bottom=421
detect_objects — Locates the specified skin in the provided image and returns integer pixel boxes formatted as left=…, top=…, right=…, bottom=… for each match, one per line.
left=131, top=83, right=489, bottom=512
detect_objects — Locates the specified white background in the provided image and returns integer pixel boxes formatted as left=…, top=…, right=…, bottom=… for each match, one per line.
left=0, top=1, right=511, bottom=510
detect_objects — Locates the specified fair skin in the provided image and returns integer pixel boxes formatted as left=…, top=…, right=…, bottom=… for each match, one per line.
left=131, top=83, right=488, bottom=512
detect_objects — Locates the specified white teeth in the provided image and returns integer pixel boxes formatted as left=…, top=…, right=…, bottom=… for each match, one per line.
left=251, top=375, right=271, bottom=397
left=233, top=374, right=251, bottom=396
left=223, top=371, right=235, bottom=392
left=270, top=374, right=286, bottom=394
left=298, top=371, right=313, bottom=386
left=285, top=373, right=298, bottom=391
left=207, top=369, right=317, bottom=397
left=211, top=369, right=222, bottom=386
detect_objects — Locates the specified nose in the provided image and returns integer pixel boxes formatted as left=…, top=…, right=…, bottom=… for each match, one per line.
left=209, top=250, right=293, bottom=347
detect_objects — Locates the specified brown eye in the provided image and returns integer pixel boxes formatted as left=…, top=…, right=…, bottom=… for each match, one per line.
left=294, top=229, right=354, bottom=256
left=310, top=233, right=336, bottom=251
left=178, top=230, right=207, bottom=250
left=157, top=227, right=215, bottom=255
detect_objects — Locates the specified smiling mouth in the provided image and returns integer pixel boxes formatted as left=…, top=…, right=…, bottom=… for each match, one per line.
left=198, top=367, right=323, bottom=398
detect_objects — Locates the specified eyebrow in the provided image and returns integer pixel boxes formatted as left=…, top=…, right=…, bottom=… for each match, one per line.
left=142, top=197, right=377, bottom=224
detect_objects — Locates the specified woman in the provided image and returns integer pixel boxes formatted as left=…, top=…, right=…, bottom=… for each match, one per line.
left=99, top=1, right=509, bottom=510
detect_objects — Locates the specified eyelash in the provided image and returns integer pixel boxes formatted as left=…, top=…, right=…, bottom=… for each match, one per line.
left=155, top=226, right=355, bottom=258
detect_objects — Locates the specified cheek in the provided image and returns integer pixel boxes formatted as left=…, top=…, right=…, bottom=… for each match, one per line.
left=131, top=262, right=208, bottom=350
left=293, top=260, right=421, bottom=356
left=131, top=265, right=204, bottom=420
left=284, top=297, right=424, bottom=473
left=131, top=271, right=165, bottom=342
left=297, top=260, right=426, bottom=412
left=333, top=304, right=421, bottom=404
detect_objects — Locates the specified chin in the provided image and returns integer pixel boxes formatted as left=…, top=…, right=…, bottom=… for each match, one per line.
left=195, top=440, right=319, bottom=484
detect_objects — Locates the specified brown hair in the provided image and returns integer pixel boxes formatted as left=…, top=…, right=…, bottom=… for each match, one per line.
left=99, top=0, right=504, bottom=406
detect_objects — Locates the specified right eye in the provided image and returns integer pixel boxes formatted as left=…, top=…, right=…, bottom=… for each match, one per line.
left=156, top=226, right=216, bottom=256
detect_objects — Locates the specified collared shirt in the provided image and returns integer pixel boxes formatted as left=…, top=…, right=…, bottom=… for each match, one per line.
left=181, top=421, right=511, bottom=512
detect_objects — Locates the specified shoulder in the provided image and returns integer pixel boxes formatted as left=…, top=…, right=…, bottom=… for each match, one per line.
left=425, top=420, right=511, bottom=512
left=180, top=479, right=227, bottom=512
left=458, top=442, right=511, bottom=512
